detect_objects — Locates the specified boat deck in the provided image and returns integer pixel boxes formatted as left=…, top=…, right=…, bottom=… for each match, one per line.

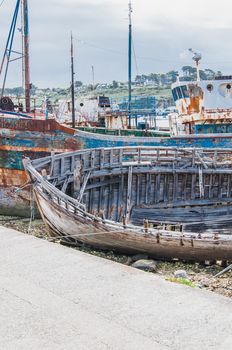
left=0, top=226, right=232, bottom=350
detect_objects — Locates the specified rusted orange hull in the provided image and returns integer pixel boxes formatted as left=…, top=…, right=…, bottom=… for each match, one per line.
left=0, top=117, right=83, bottom=216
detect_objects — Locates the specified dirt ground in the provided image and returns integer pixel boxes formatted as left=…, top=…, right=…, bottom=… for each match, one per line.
left=1, top=216, right=232, bottom=298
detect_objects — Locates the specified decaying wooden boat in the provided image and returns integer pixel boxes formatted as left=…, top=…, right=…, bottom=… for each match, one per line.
left=24, top=147, right=232, bottom=261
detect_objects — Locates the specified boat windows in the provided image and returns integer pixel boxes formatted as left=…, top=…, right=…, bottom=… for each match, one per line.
left=207, top=84, right=213, bottom=92
left=176, top=87, right=182, bottom=99
left=218, top=83, right=232, bottom=97
left=172, top=88, right=178, bottom=102
left=181, top=85, right=189, bottom=98
left=172, top=86, right=189, bottom=101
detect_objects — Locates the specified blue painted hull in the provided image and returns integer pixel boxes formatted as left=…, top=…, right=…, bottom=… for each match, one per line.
left=74, top=129, right=232, bottom=149
left=1, top=118, right=232, bottom=216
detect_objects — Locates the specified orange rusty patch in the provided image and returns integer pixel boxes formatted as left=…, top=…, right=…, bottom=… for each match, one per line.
left=0, top=168, right=28, bottom=187
left=187, top=84, right=204, bottom=115
left=0, top=145, right=82, bottom=153
left=64, top=137, right=83, bottom=150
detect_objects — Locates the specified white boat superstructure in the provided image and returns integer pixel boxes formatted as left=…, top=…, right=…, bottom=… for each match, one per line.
left=169, top=51, right=232, bottom=136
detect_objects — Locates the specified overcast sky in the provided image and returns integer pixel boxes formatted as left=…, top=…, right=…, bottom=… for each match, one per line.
left=1, top=0, right=232, bottom=87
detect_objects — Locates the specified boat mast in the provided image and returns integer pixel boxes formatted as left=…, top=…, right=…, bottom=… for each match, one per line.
left=128, top=0, right=132, bottom=129
left=22, top=0, right=31, bottom=112
left=0, top=0, right=21, bottom=97
left=71, top=33, right=75, bottom=128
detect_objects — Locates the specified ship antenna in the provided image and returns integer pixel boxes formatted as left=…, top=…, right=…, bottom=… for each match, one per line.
left=71, top=32, right=75, bottom=129
left=22, top=0, right=31, bottom=112
left=189, top=48, right=202, bottom=82
left=128, top=0, right=132, bottom=129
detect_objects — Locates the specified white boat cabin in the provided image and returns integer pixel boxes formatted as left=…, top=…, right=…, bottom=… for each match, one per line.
left=169, top=49, right=232, bottom=136
left=170, top=76, right=232, bottom=136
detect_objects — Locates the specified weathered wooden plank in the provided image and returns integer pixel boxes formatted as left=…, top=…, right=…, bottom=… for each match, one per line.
left=136, top=174, right=140, bottom=206
left=77, top=171, right=91, bottom=202
left=191, top=174, right=196, bottom=200
left=155, top=174, right=161, bottom=204
left=145, top=173, right=149, bottom=204
left=125, top=166, right=133, bottom=223
left=61, top=176, right=70, bottom=193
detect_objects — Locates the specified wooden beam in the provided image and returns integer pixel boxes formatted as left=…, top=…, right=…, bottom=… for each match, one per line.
left=125, top=166, right=133, bottom=224
left=77, top=171, right=91, bottom=202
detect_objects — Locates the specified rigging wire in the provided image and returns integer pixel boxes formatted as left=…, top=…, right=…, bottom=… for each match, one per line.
left=0, top=0, right=6, bottom=8
left=76, top=38, right=232, bottom=66
left=132, top=39, right=139, bottom=76
left=0, top=0, right=21, bottom=95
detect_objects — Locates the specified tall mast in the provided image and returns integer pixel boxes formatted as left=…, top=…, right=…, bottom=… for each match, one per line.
left=22, top=0, right=30, bottom=112
left=128, top=1, right=132, bottom=129
left=71, top=33, right=75, bottom=128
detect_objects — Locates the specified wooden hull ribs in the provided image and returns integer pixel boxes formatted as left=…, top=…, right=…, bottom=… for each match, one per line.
left=24, top=146, right=232, bottom=261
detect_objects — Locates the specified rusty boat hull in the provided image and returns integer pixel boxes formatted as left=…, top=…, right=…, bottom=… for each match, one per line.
left=0, top=117, right=83, bottom=216
left=3, top=114, right=232, bottom=216
left=25, top=146, right=232, bottom=262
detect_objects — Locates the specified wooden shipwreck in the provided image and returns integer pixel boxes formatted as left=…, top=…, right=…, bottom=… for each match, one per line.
left=24, top=146, right=232, bottom=262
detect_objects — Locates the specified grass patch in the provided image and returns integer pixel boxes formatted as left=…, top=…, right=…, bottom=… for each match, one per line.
left=166, top=277, right=196, bottom=288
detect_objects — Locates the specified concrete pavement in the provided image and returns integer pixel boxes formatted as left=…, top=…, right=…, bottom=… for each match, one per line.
left=0, top=225, right=232, bottom=350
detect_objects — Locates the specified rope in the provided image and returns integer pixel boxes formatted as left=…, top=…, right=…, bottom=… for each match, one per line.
left=39, top=225, right=230, bottom=242
left=28, top=188, right=35, bottom=234
left=44, top=230, right=127, bottom=242
left=14, top=182, right=31, bottom=194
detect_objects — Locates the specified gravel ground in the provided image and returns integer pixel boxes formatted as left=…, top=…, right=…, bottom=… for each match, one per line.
left=1, top=216, right=232, bottom=298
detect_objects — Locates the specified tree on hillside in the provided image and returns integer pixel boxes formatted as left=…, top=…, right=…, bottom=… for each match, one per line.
left=199, top=70, right=208, bottom=80
left=4, top=87, right=24, bottom=96
left=216, top=71, right=222, bottom=77
left=166, top=70, right=178, bottom=83
left=182, top=66, right=196, bottom=77
left=75, top=81, right=83, bottom=88
left=205, top=69, right=215, bottom=79
left=112, top=80, right=119, bottom=89
left=30, top=84, right=37, bottom=96
left=148, top=73, right=160, bottom=84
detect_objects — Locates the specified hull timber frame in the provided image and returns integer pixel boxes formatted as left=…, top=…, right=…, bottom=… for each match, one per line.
left=24, top=146, right=232, bottom=262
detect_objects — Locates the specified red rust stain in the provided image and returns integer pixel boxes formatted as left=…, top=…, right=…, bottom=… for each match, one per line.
left=118, top=205, right=123, bottom=218
left=0, top=168, right=28, bottom=187
left=109, top=204, right=115, bottom=217
left=188, top=96, right=201, bottom=114
left=64, top=137, right=82, bottom=150
left=187, top=85, right=203, bottom=115
left=0, top=118, right=75, bottom=134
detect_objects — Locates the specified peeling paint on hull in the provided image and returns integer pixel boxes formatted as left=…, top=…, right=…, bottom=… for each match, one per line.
left=2, top=117, right=232, bottom=216
left=73, top=129, right=232, bottom=149
left=0, top=117, right=83, bottom=216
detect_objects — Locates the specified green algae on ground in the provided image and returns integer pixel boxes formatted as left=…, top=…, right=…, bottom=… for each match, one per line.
left=166, top=277, right=196, bottom=288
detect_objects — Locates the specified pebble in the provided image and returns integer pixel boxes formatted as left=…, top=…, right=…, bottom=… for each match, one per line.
left=174, top=270, right=188, bottom=279
left=132, top=259, right=157, bottom=272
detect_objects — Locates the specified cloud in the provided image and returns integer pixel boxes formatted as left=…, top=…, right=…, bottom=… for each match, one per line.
left=0, top=0, right=232, bottom=87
